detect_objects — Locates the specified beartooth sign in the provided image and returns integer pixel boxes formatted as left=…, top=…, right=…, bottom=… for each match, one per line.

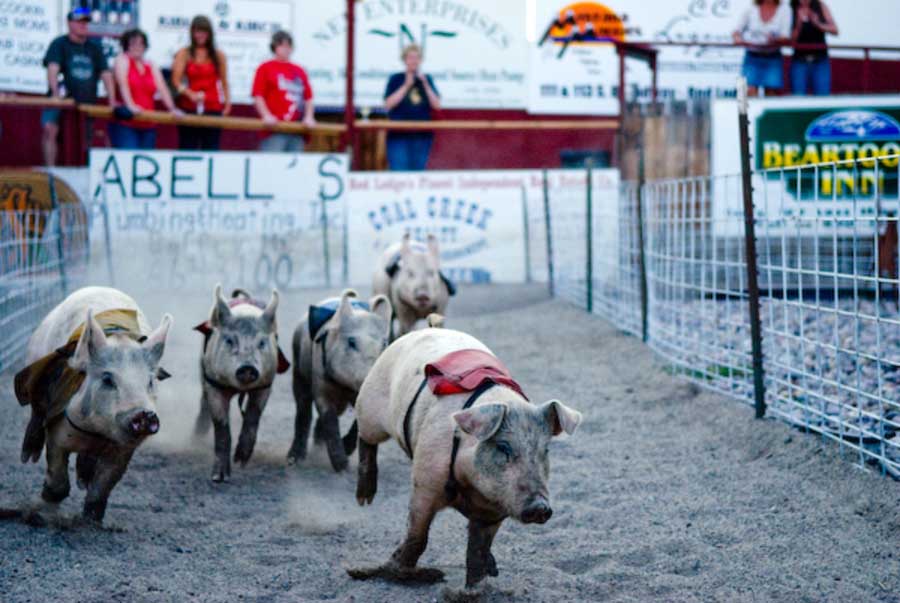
left=141, top=0, right=293, bottom=104
left=88, top=150, right=348, bottom=290
left=0, top=1, right=59, bottom=93
left=711, top=96, right=900, bottom=238
left=297, top=0, right=527, bottom=109
left=346, top=170, right=533, bottom=285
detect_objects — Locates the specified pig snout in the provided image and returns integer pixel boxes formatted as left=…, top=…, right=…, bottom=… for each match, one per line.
left=129, top=410, right=160, bottom=437
left=235, top=365, right=260, bottom=385
left=521, top=496, right=553, bottom=524
left=414, top=293, right=432, bottom=307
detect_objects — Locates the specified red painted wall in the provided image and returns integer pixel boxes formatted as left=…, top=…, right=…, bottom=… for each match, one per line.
left=1, top=57, right=898, bottom=169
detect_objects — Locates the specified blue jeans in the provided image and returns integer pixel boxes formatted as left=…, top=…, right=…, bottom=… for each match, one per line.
left=742, top=52, right=784, bottom=90
left=791, top=56, right=831, bottom=95
left=387, top=135, right=433, bottom=171
left=109, top=123, right=157, bottom=149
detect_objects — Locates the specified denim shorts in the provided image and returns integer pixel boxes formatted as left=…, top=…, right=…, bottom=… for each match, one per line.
left=742, top=52, right=784, bottom=90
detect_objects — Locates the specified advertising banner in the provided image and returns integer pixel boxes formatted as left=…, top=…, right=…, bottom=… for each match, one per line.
left=711, top=95, right=900, bottom=237
left=88, top=149, right=348, bottom=290
left=296, top=0, right=528, bottom=109
left=0, top=1, right=60, bottom=93
left=346, top=170, right=533, bottom=285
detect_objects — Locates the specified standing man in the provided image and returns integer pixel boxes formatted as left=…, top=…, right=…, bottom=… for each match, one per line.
left=251, top=30, right=316, bottom=152
left=383, top=44, right=441, bottom=171
left=42, top=7, right=115, bottom=166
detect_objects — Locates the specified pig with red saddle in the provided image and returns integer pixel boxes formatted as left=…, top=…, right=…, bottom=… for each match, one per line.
left=350, top=323, right=582, bottom=587
left=14, top=286, right=172, bottom=523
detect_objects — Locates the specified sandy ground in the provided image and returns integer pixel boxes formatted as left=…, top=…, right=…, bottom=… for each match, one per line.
left=1, top=283, right=899, bottom=603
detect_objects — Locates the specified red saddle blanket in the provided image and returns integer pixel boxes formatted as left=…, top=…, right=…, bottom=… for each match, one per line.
left=424, top=349, right=527, bottom=399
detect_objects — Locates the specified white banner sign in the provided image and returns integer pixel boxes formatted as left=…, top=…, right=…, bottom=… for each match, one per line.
left=711, top=95, right=900, bottom=237
left=141, top=0, right=294, bottom=105
left=89, top=149, right=348, bottom=290
left=0, top=1, right=60, bottom=93
left=297, top=0, right=528, bottom=109
left=347, top=170, right=533, bottom=285
left=528, top=0, right=900, bottom=115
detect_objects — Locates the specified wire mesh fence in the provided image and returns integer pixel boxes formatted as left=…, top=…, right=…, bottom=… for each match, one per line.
left=552, top=155, right=900, bottom=479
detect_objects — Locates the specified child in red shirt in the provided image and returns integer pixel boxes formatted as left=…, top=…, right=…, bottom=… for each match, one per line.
left=252, top=30, right=316, bottom=152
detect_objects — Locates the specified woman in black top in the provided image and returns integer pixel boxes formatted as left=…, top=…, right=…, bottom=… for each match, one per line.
left=790, top=0, right=839, bottom=95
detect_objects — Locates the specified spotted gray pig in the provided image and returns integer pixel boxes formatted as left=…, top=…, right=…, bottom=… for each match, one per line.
left=194, top=285, right=287, bottom=482
left=372, top=234, right=452, bottom=338
left=350, top=327, right=582, bottom=587
left=287, top=289, right=391, bottom=471
left=14, top=286, right=172, bottom=523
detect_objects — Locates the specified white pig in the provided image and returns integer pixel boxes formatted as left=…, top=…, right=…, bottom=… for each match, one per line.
left=350, top=326, right=582, bottom=587
left=14, top=286, right=172, bottom=523
left=372, top=234, right=453, bottom=338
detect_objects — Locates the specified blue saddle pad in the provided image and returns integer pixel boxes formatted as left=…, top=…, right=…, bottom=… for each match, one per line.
left=309, top=298, right=371, bottom=340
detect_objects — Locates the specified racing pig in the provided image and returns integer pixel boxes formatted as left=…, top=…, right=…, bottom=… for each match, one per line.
left=14, top=286, right=172, bottom=523
left=287, top=289, right=391, bottom=471
left=350, top=325, right=582, bottom=587
left=372, top=234, right=455, bottom=338
left=193, top=286, right=289, bottom=482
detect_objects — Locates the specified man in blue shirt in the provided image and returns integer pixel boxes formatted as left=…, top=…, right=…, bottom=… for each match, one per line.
left=383, top=44, right=441, bottom=171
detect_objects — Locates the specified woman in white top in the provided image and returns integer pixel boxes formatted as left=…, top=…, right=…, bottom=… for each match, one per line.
left=733, top=0, right=793, bottom=96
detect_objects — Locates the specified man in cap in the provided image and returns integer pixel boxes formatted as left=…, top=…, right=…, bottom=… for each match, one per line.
left=41, top=7, right=115, bottom=165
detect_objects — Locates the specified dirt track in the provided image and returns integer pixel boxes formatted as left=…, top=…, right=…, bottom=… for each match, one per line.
left=1, top=284, right=899, bottom=603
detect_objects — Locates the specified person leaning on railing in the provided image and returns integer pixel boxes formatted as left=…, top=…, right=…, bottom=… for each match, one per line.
left=733, top=0, right=792, bottom=96
left=383, top=44, right=441, bottom=171
left=170, top=15, right=231, bottom=151
left=789, top=0, right=839, bottom=95
left=251, top=30, right=316, bottom=153
left=41, top=7, right=115, bottom=166
left=110, top=29, right=181, bottom=150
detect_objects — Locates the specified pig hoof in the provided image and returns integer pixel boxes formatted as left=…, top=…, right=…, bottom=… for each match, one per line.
left=487, top=553, right=498, bottom=577
left=329, top=455, right=349, bottom=473
left=346, top=564, right=445, bottom=584
left=233, top=446, right=253, bottom=467
left=210, top=465, right=230, bottom=483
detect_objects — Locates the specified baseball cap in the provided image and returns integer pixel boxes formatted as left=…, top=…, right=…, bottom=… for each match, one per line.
left=67, top=7, right=91, bottom=21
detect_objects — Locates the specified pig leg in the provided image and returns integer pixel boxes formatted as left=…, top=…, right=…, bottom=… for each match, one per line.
left=204, top=386, right=232, bottom=482
left=76, top=453, right=99, bottom=490
left=465, top=520, right=502, bottom=587
left=193, top=392, right=212, bottom=436
left=82, top=450, right=135, bottom=523
left=287, top=373, right=314, bottom=464
left=41, top=441, right=71, bottom=504
left=234, top=388, right=271, bottom=467
left=356, top=439, right=378, bottom=505
left=347, top=490, right=445, bottom=583
left=316, top=402, right=348, bottom=472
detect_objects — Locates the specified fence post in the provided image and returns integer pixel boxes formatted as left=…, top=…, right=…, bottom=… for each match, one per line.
left=320, top=195, right=332, bottom=288
left=585, top=161, right=594, bottom=313
left=737, top=78, right=767, bottom=419
left=521, top=185, right=532, bottom=284
left=636, top=139, right=650, bottom=343
left=342, top=190, right=350, bottom=286
left=542, top=169, right=554, bottom=296
left=47, top=173, right=69, bottom=296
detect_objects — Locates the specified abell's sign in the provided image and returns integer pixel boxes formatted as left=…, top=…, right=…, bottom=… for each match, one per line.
left=711, top=96, right=900, bottom=237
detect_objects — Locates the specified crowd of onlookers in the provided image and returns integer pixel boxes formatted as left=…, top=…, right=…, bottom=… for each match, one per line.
left=41, top=1, right=839, bottom=168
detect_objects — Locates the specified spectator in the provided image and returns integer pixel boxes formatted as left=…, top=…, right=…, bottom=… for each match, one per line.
left=109, top=29, right=180, bottom=149
left=383, top=44, right=441, bottom=171
left=171, top=15, right=231, bottom=150
left=41, top=7, right=115, bottom=166
left=733, top=0, right=792, bottom=96
left=251, top=30, right=315, bottom=152
left=790, top=0, right=838, bottom=95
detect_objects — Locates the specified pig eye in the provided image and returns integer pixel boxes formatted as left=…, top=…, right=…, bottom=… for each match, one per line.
left=258, top=339, right=268, bottom=350
left=101, top=372, right=116, bottom=389
left=347, top=337, right=358, bottom=351
left=223, top=335, right=237, bottom=349
left=495, top=441, right=513, bottom=463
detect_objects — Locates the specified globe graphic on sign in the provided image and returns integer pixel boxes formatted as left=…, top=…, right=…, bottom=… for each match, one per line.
left=806, top=110, right=900, bottom=142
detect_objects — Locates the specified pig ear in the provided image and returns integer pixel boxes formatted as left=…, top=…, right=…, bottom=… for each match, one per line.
left=453, top=403, right=507, bottom=442
left=335, top=290, right=357, bottom=326
left=260, top=289, right=279, bottom=332
left=426, top=234, right=440, bottom=261
left=143, top=313, right=173, bottom=367
left=210, top=284, right=231, bottom=328
left=70, top=309, right=107, bottom=370
left=369, top=294, right=392, bottom=327
left=541, top=400, right=582, bottom=437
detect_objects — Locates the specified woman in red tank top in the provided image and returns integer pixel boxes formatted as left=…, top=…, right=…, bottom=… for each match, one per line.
left=110, top=28, right=180, bottom=149
left=171, top=15, right=231, bottom=150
